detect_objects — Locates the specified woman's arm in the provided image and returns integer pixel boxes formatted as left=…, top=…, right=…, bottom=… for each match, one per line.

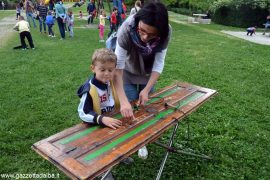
left=139, top=48, right=168, bottom=105
left=138, top=71, right=160, bottom=105
left=113, top=69, right=134, bottom=119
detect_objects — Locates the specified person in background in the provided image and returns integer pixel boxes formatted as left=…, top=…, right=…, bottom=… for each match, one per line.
left=130, top=0, right=141, bottom=16
left=107, top=7, right=117, bottom=37
left=113, top=2, right=171, bottom=160
left=79, top=10, right=83, bottom=18
left=112, top=0, right=122, bottom=28
left=48, top=0, right=54, bottom=11
left=121, top=1, right=126, bottom=21
left=37, top=0, right=48, bottom=34
left=73, top=0, right=84, bottom=7
left=87, top=0, right=96, bottom=24
left=246, top=26, right=256, bottom=36
left=99, top=9, right=106, bottom=42
left=1, top=1, right=5, bottom=10
left=13, top=16, right=35, bottom=50
left=55, top=0, right=66, bottom=39
left=46, top=10, right=55, bottom=37
left=25, top=0, right=37, bottom=28
left=16, top=3, right=21, bottom=20
left=262, top=15, right=270, bottom=35
left=67, top=8, right=74, bottom=37
left=19, top=0, right=24, bottom=12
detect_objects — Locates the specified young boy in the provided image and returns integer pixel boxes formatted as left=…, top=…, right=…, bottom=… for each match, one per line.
left=13, top=16, right=35, bottom=50
left=246, top=26, right=256, bottom=36
left=46, top=11, right=55, bottom=37
left=77, top=48, right=122, bottom=129
left=67, top=9, right=74, bottom=37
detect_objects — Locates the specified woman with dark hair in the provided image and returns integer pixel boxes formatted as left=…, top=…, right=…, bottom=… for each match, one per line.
left=113, top=2, right=171, bottom=159
left=55, top=0, right=66, bottom=39
left=114, top=2, right=170, bottom=115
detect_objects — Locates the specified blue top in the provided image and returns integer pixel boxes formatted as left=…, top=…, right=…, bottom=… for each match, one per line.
left=46, top=15, right=54, bottom=25
left=87, top=2, right=96, bottom=14
left=55, top=3, right=66, bottom=18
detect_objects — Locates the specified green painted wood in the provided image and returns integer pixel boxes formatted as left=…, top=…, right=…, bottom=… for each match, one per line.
left=83, top=91, right=204, bottom=162
left=146, top=86, right=182, bottom=105
left=59, top=86, right=183, bottom=145
left=59, top=126, right=100, bottom=145
left=113, top=86, right=182, bottom=119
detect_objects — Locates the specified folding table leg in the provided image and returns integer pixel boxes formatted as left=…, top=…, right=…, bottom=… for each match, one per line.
left=156, top=121, right=179, bottom=180
left=100, top=169, right=112, bottom=180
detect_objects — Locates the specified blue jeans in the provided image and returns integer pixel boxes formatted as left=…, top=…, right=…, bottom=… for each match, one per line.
left=68, top=25, right=74, bottom=37
left=124, top=84, right=155, bottom=102
left=39, top=16, right=46, bottom=33
left=47, top=24, right=54, bottom=36
left=57, top=17, right=65, bottom=39
left=26, top=12, right=36, bottom=28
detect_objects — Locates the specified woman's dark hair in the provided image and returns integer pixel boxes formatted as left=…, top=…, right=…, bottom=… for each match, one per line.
left=134, top=2, right=169, bottom=44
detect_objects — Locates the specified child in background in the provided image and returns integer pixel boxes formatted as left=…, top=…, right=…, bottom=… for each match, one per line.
left=13, top=16, right=35, bottom=50
left=16, top=3, right=21, bottom=20
left=46, top=11, right=55, bottom=37
left=246, top=26, right=256, bottom=36
left=67, top=9, right=74, bottom=37
left=107, top=7, right=117, bottom=37
left=121, top=2, right=126, bottom=20
left=99, top=9, right=106, bottom=42
left=77, top=48, right=122, bottom=129
left=79, top=10, right=83, bottom=18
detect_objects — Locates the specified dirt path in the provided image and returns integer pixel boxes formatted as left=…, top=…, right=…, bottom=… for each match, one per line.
left=0, top=13, right=19, bottom=48
left=221, top=30, right=270, bottom=45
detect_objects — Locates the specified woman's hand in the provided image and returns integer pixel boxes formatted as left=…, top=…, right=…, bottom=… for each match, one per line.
left=138, top=88, right=149, bottom=106
left=120, top=101, right=134, bottom=119
left=102, top=117, right=122, bottom=129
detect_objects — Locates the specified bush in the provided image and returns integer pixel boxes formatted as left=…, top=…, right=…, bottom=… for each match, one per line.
left=1, top=0, right=17, bottom=10
left=168, top=7, right=193, bottom=16
left=210, top=0, right=269, bottom=27
left=213, top=5, right=268, bottom=27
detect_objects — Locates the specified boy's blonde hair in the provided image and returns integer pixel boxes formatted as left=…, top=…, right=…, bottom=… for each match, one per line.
left=92, top=48, right=117, bottom=66
left=19, top=16, right=25, bottom=20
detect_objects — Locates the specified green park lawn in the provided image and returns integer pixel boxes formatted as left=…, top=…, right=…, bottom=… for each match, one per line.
left=0, top=10, right=14, bottom=20
left=0, top=6, right=270, bottom=179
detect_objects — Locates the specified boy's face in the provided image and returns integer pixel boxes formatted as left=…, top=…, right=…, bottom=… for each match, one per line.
left=91, top=61, right=116, bottom=84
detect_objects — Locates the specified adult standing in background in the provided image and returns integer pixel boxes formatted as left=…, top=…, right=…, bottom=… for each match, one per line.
left=37, top=0, right=48, bottom=34
left=25, top=0, right=37, bottom=28
left=55, top=0, right=66, bottom=39
left=19, top=0, right=24, bottom=12
left=1, top=1, right=5, bottom=10
left=48, top=0, right=54, bottom=11
left=113, top=2, right=171, bottom=159
left=87, top=0, right=96, bottom=25
left=262, top=15, right=270, bottom=35
left=129, top=0, right=141, bottom=16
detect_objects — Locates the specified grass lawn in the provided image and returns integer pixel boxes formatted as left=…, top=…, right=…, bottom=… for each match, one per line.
left=0, top=10, right=14, bottom=20
left=0, top=6, right=270, bottom=179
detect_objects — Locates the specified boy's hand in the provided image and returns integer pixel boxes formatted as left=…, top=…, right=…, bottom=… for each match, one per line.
left=102, top=117, right=122, bottom=129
